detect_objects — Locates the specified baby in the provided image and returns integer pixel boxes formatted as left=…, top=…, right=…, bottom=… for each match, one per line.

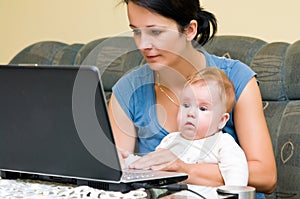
left=126, top=67, right=248, bottom=187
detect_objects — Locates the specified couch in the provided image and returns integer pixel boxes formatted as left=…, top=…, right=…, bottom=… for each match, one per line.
left=8, top=35, right=300, bottom=198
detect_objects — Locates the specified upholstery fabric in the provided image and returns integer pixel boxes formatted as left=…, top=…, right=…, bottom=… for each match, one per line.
left=9, top=41, right=67, bottom=65
left=285, top=40, right=300, bottom=99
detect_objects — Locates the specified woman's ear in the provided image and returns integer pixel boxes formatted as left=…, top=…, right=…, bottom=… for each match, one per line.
left=218, top=113, right=230, bottom=130
left=185, top=20, right=198, bottom=41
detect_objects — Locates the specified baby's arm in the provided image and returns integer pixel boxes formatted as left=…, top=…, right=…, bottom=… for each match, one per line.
left=219, top=134, right=249, bottom=186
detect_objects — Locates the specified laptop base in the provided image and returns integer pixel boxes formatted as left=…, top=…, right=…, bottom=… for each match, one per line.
left=1, top=170, right=187, bottom=193
left=0, top=170, right=132, bottom=193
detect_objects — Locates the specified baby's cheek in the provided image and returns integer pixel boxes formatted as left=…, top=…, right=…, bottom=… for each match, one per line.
left=176, top=112, right=183, bottom=128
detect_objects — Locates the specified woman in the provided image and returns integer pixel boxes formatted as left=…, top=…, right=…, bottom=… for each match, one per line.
left=108, top=0, right=276, bottom=197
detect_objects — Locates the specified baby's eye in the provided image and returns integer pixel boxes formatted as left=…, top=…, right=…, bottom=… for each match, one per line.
left=199, top=106, right=208, bottom=111
left=182, top=103, right=190, bottom=108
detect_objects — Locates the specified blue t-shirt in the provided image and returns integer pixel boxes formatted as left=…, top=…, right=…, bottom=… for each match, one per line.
left=112, top=50, right=255, bottom=155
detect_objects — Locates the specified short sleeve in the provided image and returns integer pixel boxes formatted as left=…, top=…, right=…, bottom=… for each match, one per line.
left=218, top=134, right=249, bottom=186
left=112, top=72, right=135, bottom=120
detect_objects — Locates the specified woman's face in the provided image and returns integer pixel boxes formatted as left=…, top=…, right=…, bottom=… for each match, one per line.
left=127, top=2, right=188, bottom=71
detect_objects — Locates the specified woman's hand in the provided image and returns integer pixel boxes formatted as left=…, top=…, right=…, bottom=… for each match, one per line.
left=128, top=148, right=185, bottom=171
left=117, top=150, right=130, bottom=170
left=128, top=148, right=224, bottom=186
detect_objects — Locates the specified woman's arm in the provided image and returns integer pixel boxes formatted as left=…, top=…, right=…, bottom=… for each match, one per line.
left=129, top=148, right=225, bottom=186
left=108, top=93, right=137, bottom=154
left=234, top=77, right=277, bottom=193
left=171, top=160, right=225, bottom=186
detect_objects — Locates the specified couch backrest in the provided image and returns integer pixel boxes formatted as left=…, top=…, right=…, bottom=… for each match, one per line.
left=204, top=35, right=300, bottom=101
left=79, top=37, right=144, bottom=97
left=10, top=35, right=300, bottom=101
left=9, top=37, right=145, bottom=99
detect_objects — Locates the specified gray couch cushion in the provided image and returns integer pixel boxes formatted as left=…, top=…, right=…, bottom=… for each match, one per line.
left=74, top=38, right=108, bottom=65
left=263, top=101, right=288, bottom=154
left=9, top=41, right=68, bottom=65
left=80, top=37, right=144, bottom=93
left=204, top=35, right=267, bottom=66
left=275, top=101, right=300, bottom=198
left=285, top=40, right=300, bottom=100
left=250, top=42, right=289, bottom=101
left=52, top=44, right=83, bottom=65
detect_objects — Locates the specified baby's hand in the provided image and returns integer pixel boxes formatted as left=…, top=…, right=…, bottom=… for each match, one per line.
left=124, top=154, right=141, bottom=168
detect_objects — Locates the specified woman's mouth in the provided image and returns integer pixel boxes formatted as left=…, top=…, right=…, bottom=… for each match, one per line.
left=145, top=55, right=159, bottom=62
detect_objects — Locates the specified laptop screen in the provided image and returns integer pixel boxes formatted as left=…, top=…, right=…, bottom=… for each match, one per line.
left=0, top=65, right=122, bottom=182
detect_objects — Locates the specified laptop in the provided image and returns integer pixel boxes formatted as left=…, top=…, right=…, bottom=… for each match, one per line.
left=0, top=65, right=188, bottom=193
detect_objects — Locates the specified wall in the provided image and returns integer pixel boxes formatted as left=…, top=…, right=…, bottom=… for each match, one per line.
left=202, top=1, right=300, bottom=42
left=0, top=0, right=129, bottom=64
left=1, top=0, right=300, bottom=64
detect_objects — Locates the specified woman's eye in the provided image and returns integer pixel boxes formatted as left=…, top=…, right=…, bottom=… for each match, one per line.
left=199, top=106, right=208, bottom=111
left=132, top=29, right=141, bottom=35
left=151, top=29, right=162, bottom=35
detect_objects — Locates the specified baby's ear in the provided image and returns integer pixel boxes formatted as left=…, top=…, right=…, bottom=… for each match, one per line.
left=218, top=113, right=230, bottom=130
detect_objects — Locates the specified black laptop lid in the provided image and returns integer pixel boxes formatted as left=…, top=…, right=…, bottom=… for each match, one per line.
left=0, top=65, right=122, bottom=182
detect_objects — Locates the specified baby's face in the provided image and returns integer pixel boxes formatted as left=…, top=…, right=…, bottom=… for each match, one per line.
left=177, top=81, right=226, bottom=140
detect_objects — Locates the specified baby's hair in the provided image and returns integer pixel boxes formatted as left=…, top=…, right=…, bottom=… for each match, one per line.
left=186, top=67, right=236, bottom=113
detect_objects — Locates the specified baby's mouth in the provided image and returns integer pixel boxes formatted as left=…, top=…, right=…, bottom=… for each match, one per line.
left=184, top=122, right=195, bottom=128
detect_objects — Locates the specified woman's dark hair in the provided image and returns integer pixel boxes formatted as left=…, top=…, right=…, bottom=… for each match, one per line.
left=123, top=0, right=217, bottom=46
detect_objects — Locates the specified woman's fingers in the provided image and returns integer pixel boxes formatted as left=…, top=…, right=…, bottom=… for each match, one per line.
left=120, top=150, right=129, bottom=158
left=117, top=150, right=130, bottom=169
left=128, top=149, right=178, bottom=170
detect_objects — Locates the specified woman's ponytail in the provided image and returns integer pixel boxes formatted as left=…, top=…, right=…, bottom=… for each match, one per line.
left=195, top=10, right=217, bottom=46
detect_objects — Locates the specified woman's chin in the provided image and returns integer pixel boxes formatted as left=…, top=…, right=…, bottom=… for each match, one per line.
left=148, top=62, right=166, bottom=71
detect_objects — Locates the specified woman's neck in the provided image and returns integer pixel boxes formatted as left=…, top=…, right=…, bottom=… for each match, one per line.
left=155, top=48, right=206, bottom=91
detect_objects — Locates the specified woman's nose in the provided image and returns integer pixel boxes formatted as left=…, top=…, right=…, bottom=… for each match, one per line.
left=136, top=33, right=153, bottom=50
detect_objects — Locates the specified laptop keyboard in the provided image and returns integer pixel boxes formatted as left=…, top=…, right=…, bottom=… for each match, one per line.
left=122, top=170, right=156, bottom=181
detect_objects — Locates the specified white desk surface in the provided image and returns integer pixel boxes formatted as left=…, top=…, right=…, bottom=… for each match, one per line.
left=0, top=178, right=221, bottom=199
left=0, top=178, right=147, bottom=199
